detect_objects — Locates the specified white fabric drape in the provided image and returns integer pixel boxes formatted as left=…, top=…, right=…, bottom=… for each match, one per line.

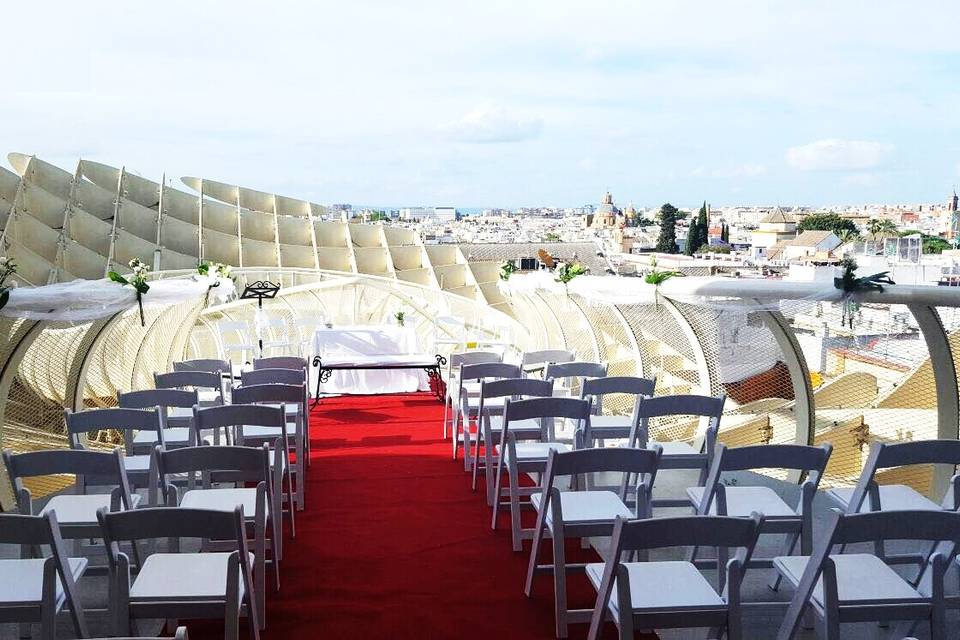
left=0, top=277, right=233, bottom=322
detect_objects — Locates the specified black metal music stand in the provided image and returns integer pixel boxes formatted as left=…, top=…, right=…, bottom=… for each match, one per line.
left=240, top=280, right=280, bottom=355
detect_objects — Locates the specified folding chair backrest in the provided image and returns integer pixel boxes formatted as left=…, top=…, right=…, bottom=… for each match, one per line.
left=450, top=351, right=501, bottom=369
left=0, top=511, right=61, bottom=545
left=233, top=383, right=304, bottom=406
left=521, top=349, right=574, bottom=369
left=830, top=509, right=960, bottom=546
left=631, top=394, right=726, bottom=448
left=613, top=512, right=763, bottom=554
left=581, top=375, right=655, bottom=419
left=546, top=445, right=662, bottom=478
left=254, top=356, right=307, bottom=370
left=481, top=377, right=554, bottom=401
left=4, top=448, right=125, bottom=482
left=173, top=359, right=230, bottom=374
left=156, top=444, right=270, bottom=490
left=504, top=396, right=592, bottom=423
left=460, top=362, right=521, bottom=382
left=711, top=443, right=833, bottom=477
left=98, top=505, right=242, bottom=543
left=64, top=407, right=165, bottom=452
left=873, top=439, right=960, bottom=469
left=119, top=388, right=198, bottom=410
left=194, top=404, right=285, bottom=433
left=545, top=361, right=608, bottom=382
left=154, top=370, right=222, bottom=390
left=242, top=368, right=304, bottom=386
left=581, top=375, right=655, bottom=400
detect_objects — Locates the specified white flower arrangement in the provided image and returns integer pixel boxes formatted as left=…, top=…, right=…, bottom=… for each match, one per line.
left=108, top=258, right=151, bottom=326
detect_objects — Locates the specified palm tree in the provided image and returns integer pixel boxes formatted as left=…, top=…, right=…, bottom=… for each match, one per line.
left=836, top=229, right=861, bottom=245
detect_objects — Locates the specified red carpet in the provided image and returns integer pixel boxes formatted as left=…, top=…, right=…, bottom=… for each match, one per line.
left=194, top=393, right=638, bottom=639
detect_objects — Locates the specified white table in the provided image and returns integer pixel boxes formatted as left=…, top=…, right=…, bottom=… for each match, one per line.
left=311, top=326, right=433, bottom=395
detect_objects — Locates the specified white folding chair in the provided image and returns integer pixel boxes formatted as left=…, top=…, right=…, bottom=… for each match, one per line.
left=175, top=358, right=235, bottom=388
left=218, top=320, right=257, bottom=363
left=119, top=388, right=200, bottom=449
left=544, top=361, right=607, bottom=399
left=491, top=396, right=592, bottom=552
left=443, top=350, right=502, bottom=440
left=471, top=377, right=554, bottom=505
left=233, top=383, right=306, bottom=515
left=98, top=505, right=260, bottom=640
left=775, top=509, right=960, bottom=640
left=195, top=403, right=297, bottom=544
left=525, top=446, right=662, bottom=638
left=688, top=443, right=833, bottom=589
left=578, top=375, right=656, bottom=445
left=627, top=393, right=726, bottom=508
left=4, top=448, right=139, bottom=541
left=261, top=316, right=297, bottom=356
left=586, top=513, right=764, bottom=640
left=156, top=442, right=283, bottom=628
left=521, top=349, right=575, bottom=378
left=0, top=512, right=88, bottom=640
left=64, top=407, right=167, bottom=491
left=453, top=362, right=521, bottom=470
left=252, top=357, right=311, bottom=463
left=155, top=370, right=227, bottom=408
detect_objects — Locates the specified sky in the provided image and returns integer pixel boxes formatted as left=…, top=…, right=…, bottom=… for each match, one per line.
left=2, top=1, right=959, bottom=209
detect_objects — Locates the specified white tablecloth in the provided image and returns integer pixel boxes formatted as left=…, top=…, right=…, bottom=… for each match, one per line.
left=311, top=326, right=431, bottom=394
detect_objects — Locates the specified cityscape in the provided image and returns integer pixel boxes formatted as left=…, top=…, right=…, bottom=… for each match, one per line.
left=334, top=187, right=960, bottom=286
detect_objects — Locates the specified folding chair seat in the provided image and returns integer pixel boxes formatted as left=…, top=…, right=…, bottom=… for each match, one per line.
left=585, top=514, right=764, bottom=640
left=120, top=388, right=201, bottom=449
left=98, top=506, right=260, bottom=640
left=625, top=394, right=726, bottom=508
left=491, top=396, right=592, bottom=552
left=544, top=361, right=607, bottom=400
left=0, top=512, right=88, bottom=640
left=578, top=376, right=656, bottom=445
left=195, top=403, right=296, bottom=545
left=156, top=442, right=282, bottom=628
left=63, top=407, right=166, bottom=492
left=88, top=625, right=190, bottom=639
left=442, top=350, right=502, bottom=439
left=686, top=443, right=832, bottom=588
left=775, top=509, right=960, bottom=640
left=233, top=383, right=306, bottom=514
left=453, top=362, right=522, bottom=470
left=524, top=447, right=662, bottom=638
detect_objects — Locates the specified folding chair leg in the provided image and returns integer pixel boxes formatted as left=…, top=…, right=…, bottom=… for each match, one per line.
left=442, top=397, right=450, bottom=439
left=553, top=528, right=569, bottom=639
left=768, top=532, right=800, bottom=591
left=451, top=409, right=461, bottom=460
left=462, top=421, right=473, bottom=472
left=491, top=465, right=504, bottom=530
left=471, top=437, right=482, bottom=491
left=524, top=510, right=548, bottom=597
left=509, top=467, right=523, bottom=552
left=484, top=454, right=497, bottom=507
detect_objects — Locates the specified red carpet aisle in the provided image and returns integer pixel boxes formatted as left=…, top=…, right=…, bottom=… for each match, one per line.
left=246, top=392, right=645, bottom=640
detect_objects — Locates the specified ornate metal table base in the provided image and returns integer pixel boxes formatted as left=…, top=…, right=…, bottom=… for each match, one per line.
left=311, top=354, right=447, bottom=408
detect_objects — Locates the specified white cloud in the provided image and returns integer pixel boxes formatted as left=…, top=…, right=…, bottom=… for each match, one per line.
left=440, top=105, right=543, bottom=144
left=785, top=139, right=894, bottom=171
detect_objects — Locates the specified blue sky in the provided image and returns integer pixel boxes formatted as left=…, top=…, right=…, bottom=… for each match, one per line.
left=2, top=1, right=959, bottom=209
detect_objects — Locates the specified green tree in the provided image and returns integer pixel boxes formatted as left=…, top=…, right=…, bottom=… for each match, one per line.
left=866, top=218, right=897, bottom=238
left=720, top=223, right=730, bottom=243
left=543, top=232, right=561, bottom=242
left=685, top=202, right=709, bottom=255
left=922, top=235, right=951, bottom=254
left=797, top=212, right=858, bottom=236
left=655, top=203, right=679, bottom=254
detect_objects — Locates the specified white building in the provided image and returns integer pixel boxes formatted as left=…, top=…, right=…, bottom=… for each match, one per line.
left=399, top=206, right=457, bottom=222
